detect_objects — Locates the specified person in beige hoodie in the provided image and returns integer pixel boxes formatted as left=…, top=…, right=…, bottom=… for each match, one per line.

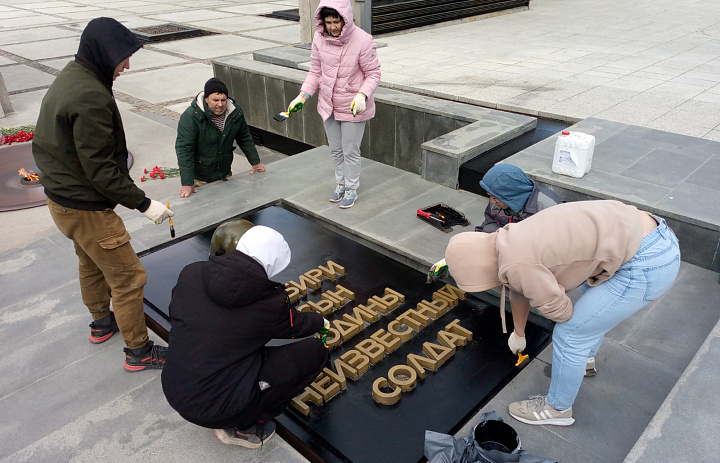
left=445, top=200, right=680, bottom=426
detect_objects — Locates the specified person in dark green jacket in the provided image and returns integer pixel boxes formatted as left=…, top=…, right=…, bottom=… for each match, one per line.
left=32, top=17, right=172, bottom=371
left=176, top=78, right=265, bottom=198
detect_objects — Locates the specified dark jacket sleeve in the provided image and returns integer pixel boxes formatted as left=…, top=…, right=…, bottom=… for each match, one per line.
left=275, top=302, right=323, bottom=340
left=478, top=202, right=501, bottom=233
left=175, top=108, right=199, bottom=186
left=71, top=91, right=146, bottom=209
left=234, top=112, right=260, bottom=166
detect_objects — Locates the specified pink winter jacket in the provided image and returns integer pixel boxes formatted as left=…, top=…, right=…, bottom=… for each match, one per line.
left=300, top=0, right=381, bottom=122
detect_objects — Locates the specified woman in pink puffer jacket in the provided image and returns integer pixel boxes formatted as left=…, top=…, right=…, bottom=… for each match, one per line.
left=287, top=0, right=381, bottom=209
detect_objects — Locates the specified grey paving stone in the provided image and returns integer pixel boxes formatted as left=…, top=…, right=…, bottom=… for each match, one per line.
left=0, top=36, right=79, bottom=61
left=683, top=155, right=720, bottom=195
left=151, top=34, right=275, bottom=60
left=253, top=45, right=311, bottom=68
left=0, top=336, right=165, bottom=460
left=625, top=321, right=720, bottom=463
left=0, top=238, right=77, bottom=305
left=128, top=48, right=188, bottom=70
left=357, top=187, right=481, bottom=261
left=621, top=148, right=707, bottom=188
left=507, top=150, right=673, bottom=206
left=38, top=56, right=71, bottom=70
left=189, top=15, right=290, bottom=33
left=113, top=63, right=212, bottom=104
left=616, top=263, right=720, bottom=373
left=148, top=8, right=231, bottom=22
left=582, top=339, right=680, bottom=416
left=591, top=130, right=656, bottom=174
left=0, top=65, right=54, bottom=92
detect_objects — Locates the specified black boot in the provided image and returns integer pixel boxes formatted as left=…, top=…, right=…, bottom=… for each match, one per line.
left=123, top=340, right=167, bottom=372
left=89, top=312, right=119, bottom=344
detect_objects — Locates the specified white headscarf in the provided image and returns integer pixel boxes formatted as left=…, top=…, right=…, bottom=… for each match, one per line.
left=236, top=225, right=291, bottom=278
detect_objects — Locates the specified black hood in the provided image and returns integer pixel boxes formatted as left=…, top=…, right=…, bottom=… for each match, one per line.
left=75, top=17, right=142, bottom=91
left=202, top=251, right=283, bottom=308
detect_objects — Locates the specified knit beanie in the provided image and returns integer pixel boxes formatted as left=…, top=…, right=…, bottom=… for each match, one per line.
left=204, top=77, right=228, bottom=97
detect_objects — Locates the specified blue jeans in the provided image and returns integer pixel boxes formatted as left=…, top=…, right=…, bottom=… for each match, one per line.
left=547, top=215, right=680, bottom=410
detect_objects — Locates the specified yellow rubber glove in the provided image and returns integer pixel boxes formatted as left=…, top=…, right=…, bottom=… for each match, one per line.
left=350, top=93, right=366, bottom=117
left=288, top=93, right=307, bottom=114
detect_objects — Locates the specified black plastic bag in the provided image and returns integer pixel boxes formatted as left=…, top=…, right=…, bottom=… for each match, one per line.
left=424, top=411, right=557, bottom=463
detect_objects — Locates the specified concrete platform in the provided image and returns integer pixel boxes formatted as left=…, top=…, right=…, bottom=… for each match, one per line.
left=1, top=0, right=720, bottom=461
left=504, top=117, right=720, bottom=272
left=3, top=147, right=719, bottom=463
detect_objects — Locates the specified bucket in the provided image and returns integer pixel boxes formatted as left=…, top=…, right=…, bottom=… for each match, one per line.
left=551, top=130, right=595, bottom=178
left=473, top=419, right=520, bottom=454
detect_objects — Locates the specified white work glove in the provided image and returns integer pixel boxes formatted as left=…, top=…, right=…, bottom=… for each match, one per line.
left=323, top=318, right=331, bottom=329
left=144, top=199, right=174, bottom=224
left=287, top=93, right=307, bottom=114
left=351, top=93, right=366, bottom=117
left=508, top=331, right=526, bottom=354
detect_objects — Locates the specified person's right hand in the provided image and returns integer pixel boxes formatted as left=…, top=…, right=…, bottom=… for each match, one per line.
left=508, top=331, right=526, bottom=354
left=144, top=199, right=174, bottom=224
left=180, top=185, right=196, bottom=197
left=287, top=93, right=307, bottom=114
left=426, top=258, right=448, bottom=283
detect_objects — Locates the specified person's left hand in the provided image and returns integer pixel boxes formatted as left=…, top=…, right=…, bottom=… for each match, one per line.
left=351, top=93, right=366, bottom=116
left=251, top=163, right=265, bottom=174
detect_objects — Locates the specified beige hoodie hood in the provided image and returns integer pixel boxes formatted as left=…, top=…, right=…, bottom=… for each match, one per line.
left=445, top=231, right=508, bottom=332
left=445, top=232, right=501, bottom=292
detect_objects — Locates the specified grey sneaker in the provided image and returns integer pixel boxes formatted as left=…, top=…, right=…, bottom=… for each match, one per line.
left=509, top=395, right=575, bottom=426
left=329, top=184, right=345, bottom=202
left=585, top=356, right=597, bottom=377
left=214, top=421, right=276, bottom=448
left=339, top=189, right=357, bottom=209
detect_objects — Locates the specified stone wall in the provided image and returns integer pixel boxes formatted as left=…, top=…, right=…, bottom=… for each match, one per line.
left=213, top=56, right=536, bottom=188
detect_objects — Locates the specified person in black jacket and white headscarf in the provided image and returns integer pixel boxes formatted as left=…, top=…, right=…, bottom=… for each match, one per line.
left=161, top=226, right=327, bottom=448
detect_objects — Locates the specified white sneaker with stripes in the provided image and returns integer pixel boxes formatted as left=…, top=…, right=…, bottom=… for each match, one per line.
left=509, top=395, right=575, bottom=426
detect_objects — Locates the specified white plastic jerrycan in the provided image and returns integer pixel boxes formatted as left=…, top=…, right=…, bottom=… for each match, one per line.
left=552, top=130, right=595, bottom=178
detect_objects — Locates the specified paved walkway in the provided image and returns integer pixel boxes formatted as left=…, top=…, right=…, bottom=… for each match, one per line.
left=378, top=0, right=720, bottom=140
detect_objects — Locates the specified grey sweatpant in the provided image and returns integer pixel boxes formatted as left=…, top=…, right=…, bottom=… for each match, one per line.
left=323, top=113, right=366, bottom=190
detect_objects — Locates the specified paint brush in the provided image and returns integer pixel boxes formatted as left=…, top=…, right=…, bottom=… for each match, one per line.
left=272, top=111, right=290, bottom=122
left=167, top=201, right=175, bottom=238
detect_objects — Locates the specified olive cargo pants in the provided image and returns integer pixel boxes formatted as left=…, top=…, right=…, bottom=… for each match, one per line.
left=47, top=199, right=149, bottom=349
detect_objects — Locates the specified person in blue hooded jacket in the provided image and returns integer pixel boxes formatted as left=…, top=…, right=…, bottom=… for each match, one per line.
left=476, top=164, right=563, bottom=233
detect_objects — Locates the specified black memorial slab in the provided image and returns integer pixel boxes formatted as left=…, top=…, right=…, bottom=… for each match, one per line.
left=140, top=206, right=552, bottom=463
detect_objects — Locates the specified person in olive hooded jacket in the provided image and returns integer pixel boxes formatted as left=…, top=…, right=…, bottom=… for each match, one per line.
left=175, top=77, right=265, bottom=198
left=32, top=17, right=172, bottom=371
left=162, top=225, right=327, bottom=448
